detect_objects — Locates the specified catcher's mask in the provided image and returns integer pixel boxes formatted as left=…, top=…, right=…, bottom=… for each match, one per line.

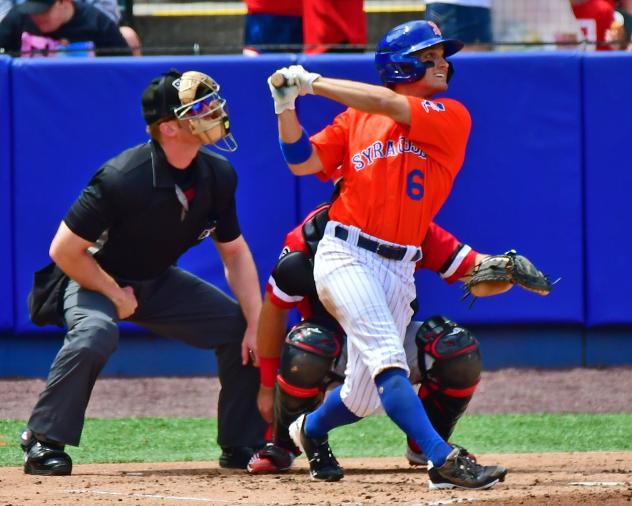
left=142, top=69, right=237, bottom=151
left=375, top=20, right=463, bottom=84
left=173, top=71, right=237, bottom=151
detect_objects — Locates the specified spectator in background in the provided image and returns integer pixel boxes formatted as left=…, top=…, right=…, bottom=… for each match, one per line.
left=570, top=0, right=615, bottom=49
left=0, top=0, right=140, bottom=54
left=0, top=0, right=12, bottom=21
left=303, top=0, right=366, bottom=54
left=606, top=0, right=632, bottom=49
left=491, top=0, right=581, bottom=50
left=84, top=0, right=141, bottom=55
left=0, top=0, right=132, bottom=56
left=424, top=0, right=492, bottom=49
left=243, top=0, right=302, bottom=55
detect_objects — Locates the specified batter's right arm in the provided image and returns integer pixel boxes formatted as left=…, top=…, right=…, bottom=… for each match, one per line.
left=277, top=109, right=324, bottom=176
left=49, top=221, right=137, bottom=319
left=268, top=67, right=324, bottom=176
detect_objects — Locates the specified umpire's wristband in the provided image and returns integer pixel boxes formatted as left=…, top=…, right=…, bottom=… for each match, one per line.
left=280, top=128, right=313, bottom=165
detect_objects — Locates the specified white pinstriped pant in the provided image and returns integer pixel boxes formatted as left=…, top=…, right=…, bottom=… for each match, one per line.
left=314, top=221, right=421, bottom=417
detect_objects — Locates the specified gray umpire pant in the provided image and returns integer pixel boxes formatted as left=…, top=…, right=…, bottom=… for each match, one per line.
left=27, top=266, right=267, bottom=448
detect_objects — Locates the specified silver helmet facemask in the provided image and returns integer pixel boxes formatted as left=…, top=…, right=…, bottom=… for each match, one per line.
left=172, top=71, right=237, bottom=152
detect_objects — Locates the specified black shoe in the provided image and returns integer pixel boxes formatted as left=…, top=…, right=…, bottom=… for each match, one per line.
left=428, top=447, right=507, bottom=490
left=20, top=429, right=72, bottom=476
left=246, top=443, right=297, bottom=474
left=289, top=414, right=343, bottom=482
left=219, top=446, right=258, bottom=469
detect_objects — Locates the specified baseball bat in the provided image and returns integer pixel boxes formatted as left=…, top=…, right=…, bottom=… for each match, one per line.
left=270, top=72, right=287, bottom=89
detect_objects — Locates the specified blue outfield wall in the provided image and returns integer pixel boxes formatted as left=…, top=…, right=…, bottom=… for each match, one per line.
left=1, top=52, right=632, bottom=377
left=296, top=52, right=584, bottom=326
left=0, top=56, right=13, bottom=333
left=582, top=53, right=632, bottom=326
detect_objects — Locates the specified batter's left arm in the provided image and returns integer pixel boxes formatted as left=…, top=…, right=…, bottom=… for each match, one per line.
left=312, top=77, right=411, bottom=125
left=270, top=65, right=411, bottom=124
left=216, top=235, right=263, bottom=365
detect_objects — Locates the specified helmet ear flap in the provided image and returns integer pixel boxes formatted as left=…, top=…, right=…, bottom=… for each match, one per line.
left=377, top=52, right=428, bottom=84
left=447, top=61, right=454, bottom=83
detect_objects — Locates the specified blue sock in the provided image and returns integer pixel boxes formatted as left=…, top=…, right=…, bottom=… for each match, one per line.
left=375, top=368, right=452, bottom=467
left=304, top=385, right=361, bottom=439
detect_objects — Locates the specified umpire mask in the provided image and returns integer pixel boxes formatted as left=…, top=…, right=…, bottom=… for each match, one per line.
left=173, top=71, right=237, bottom=151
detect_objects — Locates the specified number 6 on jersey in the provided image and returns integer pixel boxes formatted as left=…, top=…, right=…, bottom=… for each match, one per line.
left=406, top=169, right=424, bottom=200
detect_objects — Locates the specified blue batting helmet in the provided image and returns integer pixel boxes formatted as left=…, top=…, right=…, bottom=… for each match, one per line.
left=375, top=20, right=464, bottom=84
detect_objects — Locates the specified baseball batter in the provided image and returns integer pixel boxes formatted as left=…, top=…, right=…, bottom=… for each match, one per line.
left=247, top=199, right=489, bottom=475
left=268, top=20, right=507, bottom=489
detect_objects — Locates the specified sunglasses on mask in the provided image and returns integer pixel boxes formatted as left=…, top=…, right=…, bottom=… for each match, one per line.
left=176, top=94, right=226, bottom=120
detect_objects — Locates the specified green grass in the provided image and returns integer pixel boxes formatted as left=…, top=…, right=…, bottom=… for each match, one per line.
left=1, top=413, right=631, bottom=467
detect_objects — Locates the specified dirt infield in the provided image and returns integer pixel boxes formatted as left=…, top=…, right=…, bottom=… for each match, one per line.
left=1, top=368, right=631, bottom=505
left=0, top=452, right=631, bottom=505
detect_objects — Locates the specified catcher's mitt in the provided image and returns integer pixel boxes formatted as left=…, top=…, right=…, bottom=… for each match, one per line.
left=464, top=250, right=554, bottom=300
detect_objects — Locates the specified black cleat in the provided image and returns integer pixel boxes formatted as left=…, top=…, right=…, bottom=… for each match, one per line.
left=20, top=429, right=72, bottom=476
left=246, top=443, right=297, bottom=474
left=428, top=446, right=507, bottom=490
left=289, top=414, right=343, bottom=482
left=219, top=446, right=258, bottom=469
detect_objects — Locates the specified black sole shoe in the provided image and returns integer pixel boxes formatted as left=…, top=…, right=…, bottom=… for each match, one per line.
left=21, top=431, right=72, bottom=477
left=428, top=447, right=507, bottom=490
left=289, top=414, right=343, bottom=482
left=24, top=457, right=72, bottom=476
left=219, top=446, right=257, bottom=469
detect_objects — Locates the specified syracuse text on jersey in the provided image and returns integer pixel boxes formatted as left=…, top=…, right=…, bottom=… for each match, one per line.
left=351, top=136, right=428, bottom=171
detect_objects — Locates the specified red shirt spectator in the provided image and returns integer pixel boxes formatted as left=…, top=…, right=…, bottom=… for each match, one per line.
left=571, top=0, right=616, bottom=49
left=244, top=0, right=301, bottom=16
left=303, top=0, right=366, bottom=54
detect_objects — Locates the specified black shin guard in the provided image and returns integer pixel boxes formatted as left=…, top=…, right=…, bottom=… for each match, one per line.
left=415, top=316, right=482, bottom=440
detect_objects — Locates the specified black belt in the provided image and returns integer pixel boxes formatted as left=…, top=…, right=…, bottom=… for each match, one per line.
left=334, top=225, right=420, bottom=262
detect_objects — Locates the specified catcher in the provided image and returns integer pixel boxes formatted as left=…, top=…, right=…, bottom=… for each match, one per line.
left=247, top=199, right=552, bottom=475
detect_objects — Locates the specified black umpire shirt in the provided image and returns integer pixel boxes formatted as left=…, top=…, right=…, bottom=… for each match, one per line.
left=64, top=141, right=241, bottom=280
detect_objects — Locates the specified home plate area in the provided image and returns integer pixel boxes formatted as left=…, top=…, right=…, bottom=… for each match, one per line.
left=1, top=452, right=631, bottom=505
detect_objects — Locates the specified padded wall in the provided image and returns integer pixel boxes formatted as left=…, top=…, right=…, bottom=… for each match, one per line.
left=583, top=53, right=632, bottom=326
left=296, top=52, right=584, bottom=325
left=6, top=52, right=632, bottom=372
left=11, top=55, right=297, bottom=332
left=0, top=56, right=12, bottom=331
left=416, top=52, right=584, bottom=325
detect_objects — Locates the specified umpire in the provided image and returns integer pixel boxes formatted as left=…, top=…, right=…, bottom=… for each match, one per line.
left=21, top=69, right=267, bottom=475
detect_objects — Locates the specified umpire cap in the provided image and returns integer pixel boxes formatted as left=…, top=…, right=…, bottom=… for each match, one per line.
left=141, top=69, right=182, bottom=125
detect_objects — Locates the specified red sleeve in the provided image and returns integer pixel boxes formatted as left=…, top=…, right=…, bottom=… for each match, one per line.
left=266, top=280, right=301, bottom=309
left=418, top=222, right=478, bottom=284
left=266, top=224, right=308, bottom=309
left=406, top=96, right=471, bottom=176
left=310, top=109, right=351, bottom=180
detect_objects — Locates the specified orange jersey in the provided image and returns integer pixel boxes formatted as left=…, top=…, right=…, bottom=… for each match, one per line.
left=310, top=96, right=471, bottom=246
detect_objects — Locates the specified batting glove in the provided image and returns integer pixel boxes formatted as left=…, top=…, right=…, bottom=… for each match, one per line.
left=288, top=65, right=321, bottom=96
left=267, top=67, right=299, bottom=114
